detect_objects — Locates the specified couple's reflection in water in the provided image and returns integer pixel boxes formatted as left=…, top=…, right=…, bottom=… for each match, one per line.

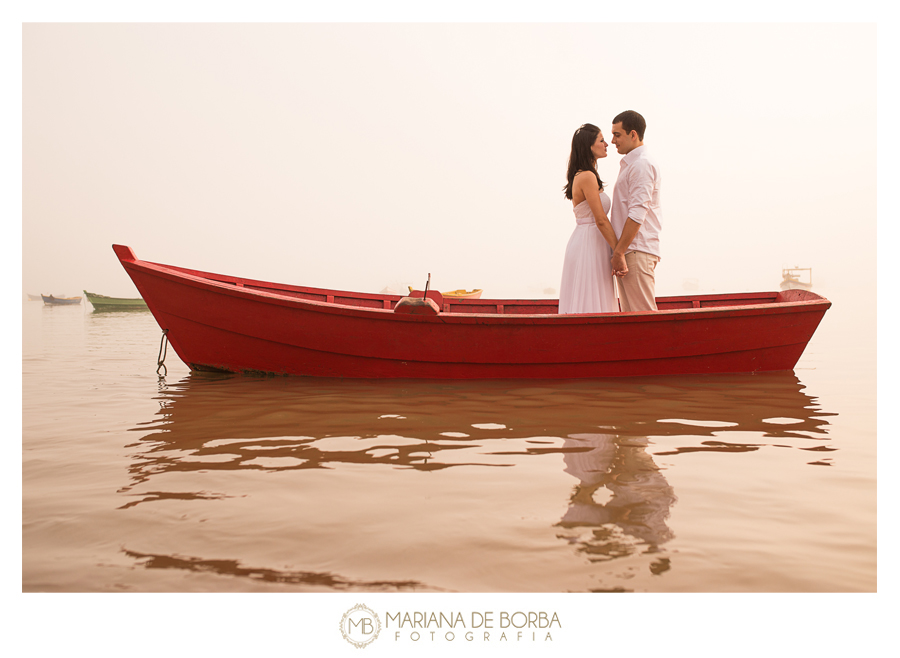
left=559, top=433, right=676, bottom=576
left=124, top=371, right=833, bottom=590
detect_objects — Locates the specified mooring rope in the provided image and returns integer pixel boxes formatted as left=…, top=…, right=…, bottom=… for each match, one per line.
left=157, top=328, right=169, bottom=376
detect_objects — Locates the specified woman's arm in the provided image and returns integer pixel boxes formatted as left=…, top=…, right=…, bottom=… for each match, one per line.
left=574, top=172, right=617, bottom=250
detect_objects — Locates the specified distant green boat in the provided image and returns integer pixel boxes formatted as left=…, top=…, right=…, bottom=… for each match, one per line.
left=84, top=290, right=148, bottom=309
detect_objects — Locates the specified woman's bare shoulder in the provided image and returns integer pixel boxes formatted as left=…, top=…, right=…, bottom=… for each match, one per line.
left=573, top=170, right=599, bottom=188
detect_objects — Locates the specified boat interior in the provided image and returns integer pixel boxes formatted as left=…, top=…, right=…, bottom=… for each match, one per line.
left=159, top=261, right=813, bottom=316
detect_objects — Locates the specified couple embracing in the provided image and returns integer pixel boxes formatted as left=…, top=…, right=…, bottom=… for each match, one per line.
left=558, top=110, right=662, bottom=314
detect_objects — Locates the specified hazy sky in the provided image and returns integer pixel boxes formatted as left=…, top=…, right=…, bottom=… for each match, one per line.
left=22, top=21, right=877, bottom=299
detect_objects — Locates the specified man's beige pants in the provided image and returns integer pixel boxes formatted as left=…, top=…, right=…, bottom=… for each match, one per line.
left=616, top=250, right=659, bottom=312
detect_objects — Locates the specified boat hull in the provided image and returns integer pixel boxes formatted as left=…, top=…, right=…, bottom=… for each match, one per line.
left=41, top=295, right=82, bottom=305
left=84, top=291, right=148, bottom=309
left=114, top=245, right=831, bottom=379
left=780, top=280, right=813, bottom=291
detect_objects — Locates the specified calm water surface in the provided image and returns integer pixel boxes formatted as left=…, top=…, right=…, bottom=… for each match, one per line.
left=21, top=288, right=876, bottom=593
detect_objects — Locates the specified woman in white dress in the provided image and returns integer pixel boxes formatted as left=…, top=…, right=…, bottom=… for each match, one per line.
left=558, top=123, right=619, bottom=314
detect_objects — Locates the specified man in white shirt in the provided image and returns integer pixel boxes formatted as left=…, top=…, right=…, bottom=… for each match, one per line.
left=609, top=110, right=662, bottom=312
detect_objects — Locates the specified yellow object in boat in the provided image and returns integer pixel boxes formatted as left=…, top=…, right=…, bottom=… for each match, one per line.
left=409, top=286, right=483, bottom=299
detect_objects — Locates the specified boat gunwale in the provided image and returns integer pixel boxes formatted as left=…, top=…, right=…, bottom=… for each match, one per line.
left=118, top=254, right=831, bottom=326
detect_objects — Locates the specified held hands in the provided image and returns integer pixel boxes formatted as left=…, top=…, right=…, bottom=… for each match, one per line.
left=611, top=252, right=628, bottom=278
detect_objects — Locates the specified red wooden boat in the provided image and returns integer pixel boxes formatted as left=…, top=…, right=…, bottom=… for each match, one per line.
left=113, top=244, right=831, bottom=379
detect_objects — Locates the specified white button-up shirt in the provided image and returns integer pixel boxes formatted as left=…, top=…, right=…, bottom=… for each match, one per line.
left=610, top=145, right=662, bottom=259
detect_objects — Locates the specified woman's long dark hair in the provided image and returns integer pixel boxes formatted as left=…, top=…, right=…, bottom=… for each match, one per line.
left=563, top=123, right=604, bottom=200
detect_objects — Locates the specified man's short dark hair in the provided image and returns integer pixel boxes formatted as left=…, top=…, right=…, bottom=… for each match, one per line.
left=613, top=110, right=646, bottom=141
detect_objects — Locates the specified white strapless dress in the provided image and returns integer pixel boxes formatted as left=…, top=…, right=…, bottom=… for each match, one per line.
left=558, top=195, right=617, bottom=314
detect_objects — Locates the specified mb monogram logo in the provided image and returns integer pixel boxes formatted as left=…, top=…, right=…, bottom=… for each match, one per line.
left=340, top=604, right=382, bottom=648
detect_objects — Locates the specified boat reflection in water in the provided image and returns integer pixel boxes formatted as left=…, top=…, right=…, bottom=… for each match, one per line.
left=122, top=371, right=833, bottom=590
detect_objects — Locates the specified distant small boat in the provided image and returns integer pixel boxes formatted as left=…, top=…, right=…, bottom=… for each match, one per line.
left=84, top=290, right=148, bottom=309
left=41, top=294, right=82, bottom=306
left=781, top=267, right=813, bottom=291
left=26, top=294, right=42, bottom=301
left=409, top=286, right=483, bottom=299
